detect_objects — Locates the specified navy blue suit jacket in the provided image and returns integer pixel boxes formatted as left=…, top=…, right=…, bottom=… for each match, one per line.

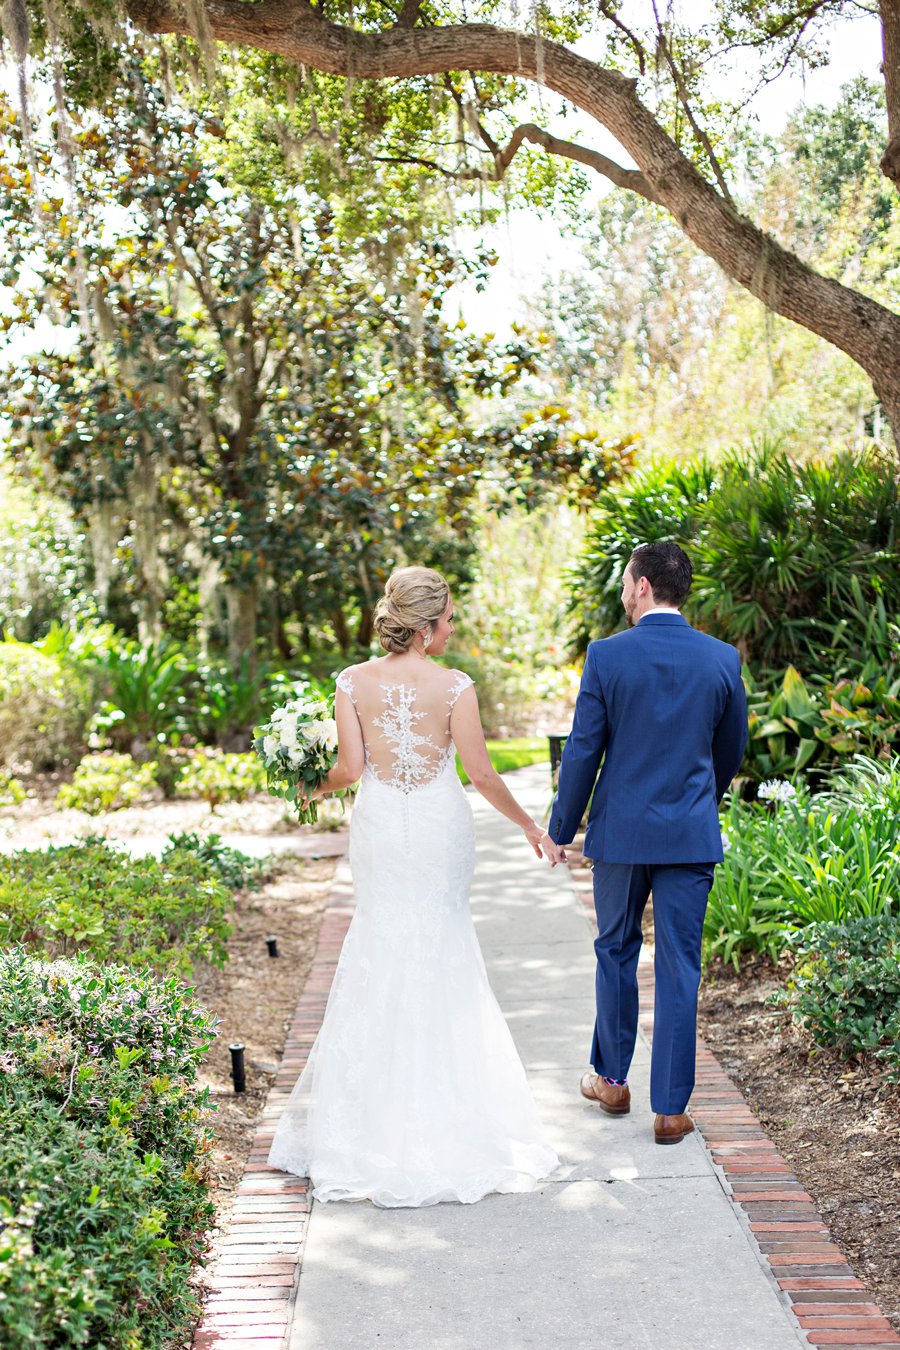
left=549, top=613, right=748, bottom=864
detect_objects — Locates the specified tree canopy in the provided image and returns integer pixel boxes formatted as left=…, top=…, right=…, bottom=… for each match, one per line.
left=1, top=0, right=897, bottom=442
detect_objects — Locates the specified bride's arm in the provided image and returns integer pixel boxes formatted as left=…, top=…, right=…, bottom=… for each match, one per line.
left=451, top=687, right=563, bottom=865
left=312, top=688, right=365, bottom=798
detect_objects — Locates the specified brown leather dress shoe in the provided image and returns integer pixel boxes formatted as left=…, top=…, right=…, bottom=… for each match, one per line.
left=580, top=1072, right=631, bottom=1115
left=654, top=1112, right=695, bottom=1145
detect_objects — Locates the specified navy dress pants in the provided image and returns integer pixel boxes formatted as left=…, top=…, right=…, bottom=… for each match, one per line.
left=590, top=861, right=715, bottom=1115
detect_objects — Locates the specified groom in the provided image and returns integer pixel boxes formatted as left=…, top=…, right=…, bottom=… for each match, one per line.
left=544, top=542, right=747, bottom=1144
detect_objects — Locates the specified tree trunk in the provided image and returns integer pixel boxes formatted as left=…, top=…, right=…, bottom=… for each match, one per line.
left=356, top=604, right=374, bottom=649
left=126, top=2, right=900, bottom=446
left=881, top=0, right=900, bottom=189
left=129, top=454, right=164, bottom=646
left=225, top=580, right=258, bottom=674
left=331, top=606, right=351, bottom=653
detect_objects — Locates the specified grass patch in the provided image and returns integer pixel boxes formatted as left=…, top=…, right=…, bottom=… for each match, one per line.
left=457, top=737, right=549, bottom=785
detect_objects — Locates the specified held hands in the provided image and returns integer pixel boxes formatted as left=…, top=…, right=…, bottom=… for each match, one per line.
left=540, top=831, right=567, bottom=867
left=523, top=821, right=567, bottom=867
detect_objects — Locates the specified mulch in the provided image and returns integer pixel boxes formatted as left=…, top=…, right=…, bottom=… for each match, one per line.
left=698, top=955, right=900, bottom=1336
left=188, top=856, right=336, bottom=1271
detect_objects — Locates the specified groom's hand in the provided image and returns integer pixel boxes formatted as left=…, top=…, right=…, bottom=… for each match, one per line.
left=540, top=832, right=567, bottom=867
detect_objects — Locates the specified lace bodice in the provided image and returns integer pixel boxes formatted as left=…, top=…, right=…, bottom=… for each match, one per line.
left=336, top=666, right=473, bottom=794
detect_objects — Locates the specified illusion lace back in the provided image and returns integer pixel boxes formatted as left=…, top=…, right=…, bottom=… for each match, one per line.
left=267, top=662, right=559, bottom=1207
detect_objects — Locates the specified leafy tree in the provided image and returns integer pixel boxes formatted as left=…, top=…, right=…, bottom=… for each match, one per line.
left=2, top=0, right=897, bottom=441
left=533, top=78, right=899, bottom=456
left=1, top=48, right=630, bottom=660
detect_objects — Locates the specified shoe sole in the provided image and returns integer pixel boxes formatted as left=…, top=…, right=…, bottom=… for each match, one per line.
left=654, top=1130, right=694, bottom=1145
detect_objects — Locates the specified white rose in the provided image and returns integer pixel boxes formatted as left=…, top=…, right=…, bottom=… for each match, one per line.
left=288, top=747, right=305, bottom=767
left=321, top=718, right=338, bottom=753
left=279, top=720, right=298, bottom=749
left=263, top=734, right=278, bottom=758
left=304, top=719, right=327, bottom=745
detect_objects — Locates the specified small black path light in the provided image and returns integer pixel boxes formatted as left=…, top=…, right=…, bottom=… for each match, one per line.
left=548, top=734, right=568, bottom=789
left=229, top=1042, right=246, bottom=1093
left=265, top=935, right=280, bottom=958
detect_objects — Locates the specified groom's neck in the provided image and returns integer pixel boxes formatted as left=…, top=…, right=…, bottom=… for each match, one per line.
left=636, top=602, right=682, bottom=620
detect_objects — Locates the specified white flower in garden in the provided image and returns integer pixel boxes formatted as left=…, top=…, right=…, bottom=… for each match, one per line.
left=720, top=831, right=732, bottom=852
left=758, top=779, right=797, bottom=804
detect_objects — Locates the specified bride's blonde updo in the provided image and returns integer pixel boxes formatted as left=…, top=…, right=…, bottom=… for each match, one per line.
left=373, top=566, right=451, bottom=654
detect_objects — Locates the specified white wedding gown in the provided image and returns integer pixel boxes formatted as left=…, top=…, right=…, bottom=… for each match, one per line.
left=267, top=663, right=559, bottom=1207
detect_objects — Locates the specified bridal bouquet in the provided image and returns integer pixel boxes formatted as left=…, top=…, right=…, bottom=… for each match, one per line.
left=253, top=691, right=339, bottom=825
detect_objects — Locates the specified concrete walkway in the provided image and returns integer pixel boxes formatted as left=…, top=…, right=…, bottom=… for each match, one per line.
left=286, top=766, right=807, bottom=1350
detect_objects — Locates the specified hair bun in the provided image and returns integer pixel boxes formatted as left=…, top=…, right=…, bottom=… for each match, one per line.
left=372, top=567, right=450, bottom=654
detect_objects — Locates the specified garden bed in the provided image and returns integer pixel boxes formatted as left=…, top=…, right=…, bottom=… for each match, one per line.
left=698, top=957, right=900, bottom=1335
left=185, top=854, right=336, bottom=1274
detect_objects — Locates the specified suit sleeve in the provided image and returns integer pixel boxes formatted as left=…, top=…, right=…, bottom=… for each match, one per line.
left=548, top=644, right=608, bottom=845
left=712, top=655, right=749, bottom=802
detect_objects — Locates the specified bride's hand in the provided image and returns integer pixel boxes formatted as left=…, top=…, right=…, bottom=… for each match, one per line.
left=522, top=820, right=544, bottom=859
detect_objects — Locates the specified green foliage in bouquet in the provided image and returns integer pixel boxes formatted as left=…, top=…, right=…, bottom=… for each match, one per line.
left=57, top=752, right=159, bottom=814
left=776, top=915, right=900, bottom=1075
left=162, top=831, right=268, bottom=891
left=0, top=948, right=217, bottom=1347
left=174, top=748, right=267, bottom=809
left=0, top=839, right=233, bottom=974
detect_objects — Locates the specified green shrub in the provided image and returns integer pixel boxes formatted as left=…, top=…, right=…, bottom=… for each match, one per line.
left=57, top=752, right=159, bottom=814
left=777, top=914, right=900, bottom=1073
left=175, top=747, right=267, bottom=808
left=570, top=444, right=900, bottom=672
left=162, top=831, right=268, bottom=891
left=86, top=641, right=191, bottom=756
left=0, top=640, right=91, bottom=769
left=0, top=770, right=26, bottom=807
left=706, top=757, right=900, bottom=968
left=0, top=485, right=90, bottom=643
left=0, top=838, right=233, bottom=974
left=742, top=662, right=900, bottom=784
left=186, top=655, right=268, bottom=749
left=0, top=947, right=217, bottom=1348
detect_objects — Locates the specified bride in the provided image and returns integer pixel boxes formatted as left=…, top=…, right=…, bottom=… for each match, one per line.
left=267, top=565, right=560, bottom=1207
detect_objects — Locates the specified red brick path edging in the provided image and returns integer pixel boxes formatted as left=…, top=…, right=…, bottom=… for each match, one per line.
left=192, top=859, right=354, bottom=1350
left=568, top=851, right=900, bottom=1350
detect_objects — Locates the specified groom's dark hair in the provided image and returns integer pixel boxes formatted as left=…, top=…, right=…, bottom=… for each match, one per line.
left=628, top=541, right=692, bottom=607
